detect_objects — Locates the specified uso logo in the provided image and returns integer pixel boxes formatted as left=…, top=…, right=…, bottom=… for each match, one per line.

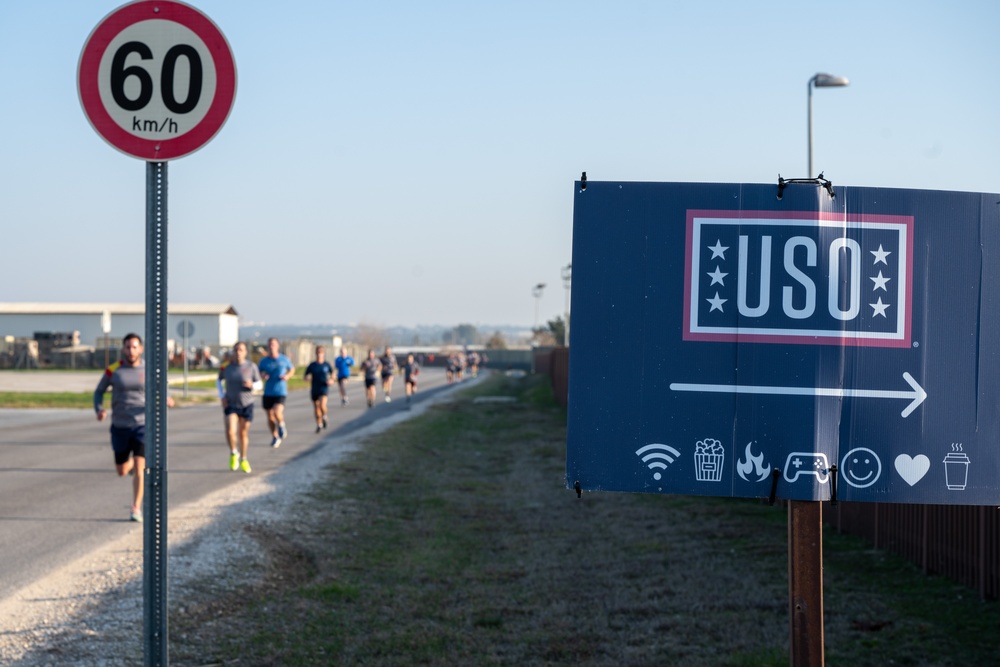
left=683, top=211, right=913, bottom=347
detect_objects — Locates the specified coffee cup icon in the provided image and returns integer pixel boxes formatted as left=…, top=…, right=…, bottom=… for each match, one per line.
left=943, top=452, right=970, bottom=490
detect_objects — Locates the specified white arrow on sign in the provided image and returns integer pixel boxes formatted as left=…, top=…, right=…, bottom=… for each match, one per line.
left=670, top=372, right=927, bottom=418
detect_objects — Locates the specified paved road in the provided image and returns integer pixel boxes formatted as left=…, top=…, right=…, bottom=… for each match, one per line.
left=0, top=368, right=457, bottom=601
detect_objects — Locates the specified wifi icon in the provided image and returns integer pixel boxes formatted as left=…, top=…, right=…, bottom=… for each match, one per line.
left=636, top=443, right=681, bottom=480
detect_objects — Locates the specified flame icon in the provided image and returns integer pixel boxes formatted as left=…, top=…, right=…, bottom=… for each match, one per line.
left=736, top=442, right=770, bottom=482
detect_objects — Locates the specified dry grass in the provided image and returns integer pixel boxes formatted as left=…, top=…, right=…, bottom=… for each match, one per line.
left=167, top=373, right=1000, bottom=666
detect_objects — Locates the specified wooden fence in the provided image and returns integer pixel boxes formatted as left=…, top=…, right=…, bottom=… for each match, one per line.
left=827, top=501, right=1000, bottom=599
left=548, top=347, right=568, bottom=408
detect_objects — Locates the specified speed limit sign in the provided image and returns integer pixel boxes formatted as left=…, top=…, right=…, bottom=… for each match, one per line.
left=78, top=0, right=236, bottom=161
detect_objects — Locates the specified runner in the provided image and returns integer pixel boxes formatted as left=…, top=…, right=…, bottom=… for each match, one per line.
left=93, top=333, right=174, bottom=522
left=216, top=352, right=231, bottom=457
left=258, top=337, right=295, bottom=447
left=380, top=346, right=398, bottom=403
left=402, top=353, right=420, bottom=403
left=334, top=347, right=355, bottom=406
left=446, top=352, right=456, bottom=384
left=304, top=345, right=334, bottom=433
left=360, top=349, right=381, bottom=408
left=467, top=350, right=480, bottom=378
left=218, top=341, right=262, bottom=473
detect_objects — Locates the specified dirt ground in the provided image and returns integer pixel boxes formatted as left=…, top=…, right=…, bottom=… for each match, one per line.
left=4, top=373, right=998, bottom=666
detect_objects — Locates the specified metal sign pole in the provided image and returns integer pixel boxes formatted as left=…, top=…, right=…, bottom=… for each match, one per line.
left=144, top=160, right=169, bottom=666
left=788, top=500, right=824, bottom=666
left=182, top=327, right=189, bottom=399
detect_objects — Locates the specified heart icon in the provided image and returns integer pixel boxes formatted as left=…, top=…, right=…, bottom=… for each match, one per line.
left=895, top=454, right=930, bottom=486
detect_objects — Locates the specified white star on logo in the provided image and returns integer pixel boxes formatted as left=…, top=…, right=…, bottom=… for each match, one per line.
left=871, top=244, right=891, bottom=266
left=870, top=271, right=891, bottom=292
left=870, top=297, right=891, bottom=318
left=707, top=292, right=727, bottom=313
left=707, top=266, right=728, bottom=286
left=708, top=240, right=728, bottom=260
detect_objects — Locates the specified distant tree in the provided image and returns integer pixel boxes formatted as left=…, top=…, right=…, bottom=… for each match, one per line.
left=531, top=325, right=558, bottom=347
left=453, top=323, right=479, bottom=346
left=485, top=331, right=508, bottom=349
left=441, top=330, right=454, bottom=344
left=355, top=322, right=388, bottom=352
left=411, top=334, right=422, bottom=345
left=547, top=317, right=567, bottom=347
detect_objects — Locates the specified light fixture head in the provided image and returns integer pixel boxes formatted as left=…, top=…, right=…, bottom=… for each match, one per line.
left=812, top=73, right=850, bottom=88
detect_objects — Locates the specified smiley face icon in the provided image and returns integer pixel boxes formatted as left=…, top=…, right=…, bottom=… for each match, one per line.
left=841, top=447, right=882, bottom=489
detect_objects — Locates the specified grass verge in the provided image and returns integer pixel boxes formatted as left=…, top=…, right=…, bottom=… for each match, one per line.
left=0, top=391, right=220, bottom=408
left=0, top=391, right=99, bottom=409
left=0, top=377, right=310, bottom=408
left=169, top=373, right=1000, bottom=666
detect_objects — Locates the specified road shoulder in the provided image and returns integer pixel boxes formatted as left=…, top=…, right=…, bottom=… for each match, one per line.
left=0, top=377, right=479, bottom=665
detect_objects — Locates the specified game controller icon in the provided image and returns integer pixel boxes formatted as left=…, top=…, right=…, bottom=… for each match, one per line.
left=783, top=452, right=831, bottom=484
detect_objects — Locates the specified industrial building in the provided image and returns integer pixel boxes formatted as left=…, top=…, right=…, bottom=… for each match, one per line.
left=0, top=303, right=239, bottom=367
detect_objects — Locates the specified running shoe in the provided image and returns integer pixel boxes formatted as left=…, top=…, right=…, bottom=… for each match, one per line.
left=240, top=459, right=252, bottom=473
left=384, top=395, right=391, bottom=403
left=278, top=422, right=287, bottom=438
left=322, top=417, right=328, bottom=429
left=271, top=436, right=282, bottom=448
left=130, top=509, right=143, bottom=523
left=315, top=425, right=322, bottom=434
left=341, top=397, right=347, bottom=406
left=229, top=452, right=239, bottom=471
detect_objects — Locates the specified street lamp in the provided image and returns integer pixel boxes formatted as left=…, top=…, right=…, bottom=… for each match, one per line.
left=532, top=283, right=546, bottom=332
left=807, top=72, right=849, bottom=177
left=561, top=263, right=572, bottom=346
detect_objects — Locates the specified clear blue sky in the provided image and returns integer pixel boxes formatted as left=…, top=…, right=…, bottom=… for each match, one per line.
left=2, top=1, right=998, bottom=328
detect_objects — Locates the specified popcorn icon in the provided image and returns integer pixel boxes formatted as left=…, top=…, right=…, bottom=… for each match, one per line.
left=694, top=438, right=725, bottom=482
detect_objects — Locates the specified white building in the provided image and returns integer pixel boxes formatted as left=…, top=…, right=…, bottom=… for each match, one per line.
left=0, top=303, right=240, bottom=349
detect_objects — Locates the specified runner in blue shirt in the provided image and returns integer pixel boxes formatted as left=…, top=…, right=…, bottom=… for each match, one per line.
left=304, top=345, right=334, bottom=433
left=258, top=337, right=295, bottom=447
left=334, top=347, right=355, bottom=406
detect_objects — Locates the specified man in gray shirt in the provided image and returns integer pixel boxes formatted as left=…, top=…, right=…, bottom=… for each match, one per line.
left=94, top=333, right=173, bottom=522
left=218, top=341, right=262, bottom=473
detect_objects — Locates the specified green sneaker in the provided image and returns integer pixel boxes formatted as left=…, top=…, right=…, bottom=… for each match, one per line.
left=229, top=452, right=239, bottom=471
left=240, top=459, right=252, bottom=474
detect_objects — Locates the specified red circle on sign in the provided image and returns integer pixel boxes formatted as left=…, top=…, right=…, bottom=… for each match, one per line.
left=78, top=0, right=237, bottom=161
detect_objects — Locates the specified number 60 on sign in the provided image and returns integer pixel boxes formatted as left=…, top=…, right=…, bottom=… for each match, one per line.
left=78, top=0, right=237, bottom=161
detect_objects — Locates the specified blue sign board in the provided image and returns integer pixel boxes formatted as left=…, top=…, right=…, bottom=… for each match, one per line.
left=566, top=181, right=1000, bottom=505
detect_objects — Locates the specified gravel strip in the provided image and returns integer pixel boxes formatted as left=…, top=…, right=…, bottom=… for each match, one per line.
left=0, top=389, right=461, bottom=666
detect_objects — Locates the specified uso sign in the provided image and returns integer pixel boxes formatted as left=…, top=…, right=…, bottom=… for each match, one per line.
left=566, top=181, right=1000, bottom=506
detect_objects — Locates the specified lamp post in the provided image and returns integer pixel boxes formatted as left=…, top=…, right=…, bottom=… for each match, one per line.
left=561, top=263, right=572, bottom=346
left=532, top=283, right=546, bottom=333
left=807, top=72, right=849, bottom=177
left=797, top=73, right=847, bottom=666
